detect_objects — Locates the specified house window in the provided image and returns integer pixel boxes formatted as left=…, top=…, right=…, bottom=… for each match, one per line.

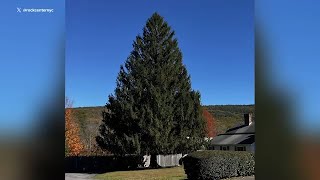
left=235, top=146, right=246, bottom=151
left=220, top=146, right=229, bottom=151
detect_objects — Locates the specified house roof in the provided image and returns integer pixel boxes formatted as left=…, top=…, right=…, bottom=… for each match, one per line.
left=211, top=134, right=255, bottom=145
left=224, top=122, right=255, bottom=135
left=211, top=122, right=255, bottom=145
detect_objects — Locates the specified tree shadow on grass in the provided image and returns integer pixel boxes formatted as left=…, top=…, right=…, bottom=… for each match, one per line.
left=65, top=155, right=146, bottom=174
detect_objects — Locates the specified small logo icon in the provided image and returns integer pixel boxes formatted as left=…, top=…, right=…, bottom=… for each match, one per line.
left=17, top=7, right=21, bottom=13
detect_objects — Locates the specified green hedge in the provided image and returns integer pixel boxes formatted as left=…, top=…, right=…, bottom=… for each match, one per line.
left=183, top=150, right=255, bottom=180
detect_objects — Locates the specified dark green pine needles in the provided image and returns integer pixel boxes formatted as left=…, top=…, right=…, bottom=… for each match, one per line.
left=96, top=12, right=206, bottom=156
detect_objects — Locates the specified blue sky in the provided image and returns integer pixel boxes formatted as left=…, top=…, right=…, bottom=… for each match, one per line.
left=0, top=0, right=64, bottom=134
left=66, top=0, right=255, bottom=107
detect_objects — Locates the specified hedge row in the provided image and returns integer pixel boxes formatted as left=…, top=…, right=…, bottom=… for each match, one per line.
left=183, top=150, right=255, bottom=180
left=65, top=155, right=144, bottom=173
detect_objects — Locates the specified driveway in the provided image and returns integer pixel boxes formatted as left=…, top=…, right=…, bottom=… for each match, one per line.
left=65, top=173, right=96, bottom=180
left=224, top=176, right=255, bottom=180
left=65, top=173, right=254, bottom=180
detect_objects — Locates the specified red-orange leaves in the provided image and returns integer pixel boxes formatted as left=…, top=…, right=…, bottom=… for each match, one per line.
left=65, top=97, right=84, bottom=156
left=202, top=109, right=217, bottom=138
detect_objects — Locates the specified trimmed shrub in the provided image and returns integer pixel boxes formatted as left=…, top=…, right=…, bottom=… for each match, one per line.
left=183, top=150, right=255, bottom=180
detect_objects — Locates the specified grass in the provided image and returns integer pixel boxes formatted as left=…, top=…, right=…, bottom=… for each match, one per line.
left=94, top=166, right=187, bottom=180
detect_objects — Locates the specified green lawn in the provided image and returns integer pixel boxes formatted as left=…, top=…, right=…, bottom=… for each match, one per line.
left=94, top=166, right=187, bottom=180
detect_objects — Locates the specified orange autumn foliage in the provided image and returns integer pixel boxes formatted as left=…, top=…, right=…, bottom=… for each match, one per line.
left=65, top=98, right=84, bottom=156
left=202, top=108, right=217, bottom=138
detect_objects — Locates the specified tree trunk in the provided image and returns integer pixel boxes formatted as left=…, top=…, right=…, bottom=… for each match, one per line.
left=149, top=154, right=160, bottom=168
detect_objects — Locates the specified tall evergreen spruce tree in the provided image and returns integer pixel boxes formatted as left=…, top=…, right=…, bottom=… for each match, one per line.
left=96, top=13, right=205, bottom=166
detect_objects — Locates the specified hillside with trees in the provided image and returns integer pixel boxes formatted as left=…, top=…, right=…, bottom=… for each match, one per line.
left=69, top=104, right=254, bottom=155
left=68, top=106, right=108, bottom=156
left=204, top=105, right=254, bottom=134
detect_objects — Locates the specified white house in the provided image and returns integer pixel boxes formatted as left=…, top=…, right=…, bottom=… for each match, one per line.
left=210, top=113, right=255, bottom=153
